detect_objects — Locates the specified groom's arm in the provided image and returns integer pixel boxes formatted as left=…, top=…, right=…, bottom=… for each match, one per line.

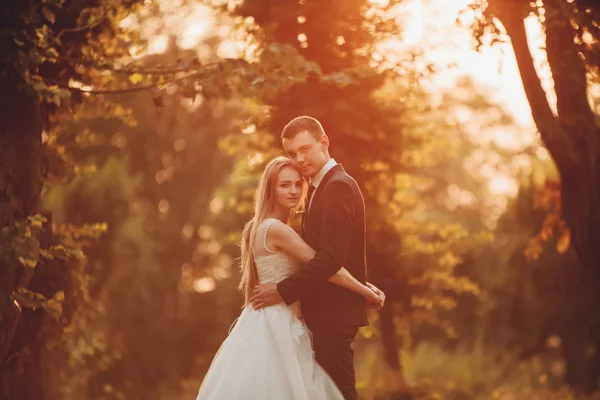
left=277, top=179, right=356, bottom=305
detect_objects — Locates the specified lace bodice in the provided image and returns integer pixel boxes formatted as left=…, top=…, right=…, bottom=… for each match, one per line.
left=254, top=218, right=296, bottom=284
left=255, top=253, right=294, bottom=284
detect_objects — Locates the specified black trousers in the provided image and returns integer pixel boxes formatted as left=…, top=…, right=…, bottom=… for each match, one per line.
left=311, top=324, right=359, bottom=400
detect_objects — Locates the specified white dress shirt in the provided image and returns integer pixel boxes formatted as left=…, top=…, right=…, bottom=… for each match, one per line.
left=307, top=158, right=337, bottom=211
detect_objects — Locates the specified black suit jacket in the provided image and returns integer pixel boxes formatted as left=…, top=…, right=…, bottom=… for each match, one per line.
left=277, top=164, right=369, bottom=329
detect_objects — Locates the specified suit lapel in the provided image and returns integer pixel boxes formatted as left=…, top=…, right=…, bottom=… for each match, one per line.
left=304, top=164, right=344, bottom=238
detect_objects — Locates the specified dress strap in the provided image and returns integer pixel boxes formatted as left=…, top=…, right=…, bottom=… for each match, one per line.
left=262, top=218, right=278, bottom=254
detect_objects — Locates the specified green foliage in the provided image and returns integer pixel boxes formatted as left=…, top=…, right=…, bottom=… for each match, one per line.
left=42, top=155, right=163, bottom=399
left=10, top=287, right=64, bottom=321
left=0, top=214, right=85, bottom=320
left=4, top=0, right=597, bottom=398
left=403, top=342, right=580, bottom=400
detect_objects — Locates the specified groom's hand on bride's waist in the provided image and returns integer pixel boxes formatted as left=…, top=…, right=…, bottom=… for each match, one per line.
left=251, top=283, right=284, bottom=310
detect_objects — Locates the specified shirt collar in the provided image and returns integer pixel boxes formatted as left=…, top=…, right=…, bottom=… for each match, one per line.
left=310, top=158, right=337, bottom=189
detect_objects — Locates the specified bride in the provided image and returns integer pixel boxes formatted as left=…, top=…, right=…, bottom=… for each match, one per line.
left=196, top=156, right=379, bottom=400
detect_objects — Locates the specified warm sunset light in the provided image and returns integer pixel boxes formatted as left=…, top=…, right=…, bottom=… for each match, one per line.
left=193, top=277, right=216, bottom=293
left=133, top=0, right=548, bottom=210
left=7, top=0, right=598, bottom=398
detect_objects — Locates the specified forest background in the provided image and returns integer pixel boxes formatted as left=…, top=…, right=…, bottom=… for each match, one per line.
left=2, top=0, right=600, bottom=399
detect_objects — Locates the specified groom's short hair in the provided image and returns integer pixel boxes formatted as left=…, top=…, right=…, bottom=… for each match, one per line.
left=281, top=116, right=326, bottom=141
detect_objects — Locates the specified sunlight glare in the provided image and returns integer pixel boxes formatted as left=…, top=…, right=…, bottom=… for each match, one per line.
left=148, top=34, right=169, bottom=54
left=193, top=277, right=216, bottom=293
left=181, top=224, right=195, bottom=240
left=120, top=14, right=138, bottom=29
left=217, top=40, right=240, bottom=58
left=367, top=0, right=389, bottom=6
left=398, top=0, right=424, bottom=45
left=197, top=225, right=213, bottom=240
left=390, top=0, right=552, bottom=130
left=180, top=22, right=211, bottom=49
left=158, top=199, right=170, bottom=214
left=210, top=198, right=224, bottom=214
left=242, top=124, right=256, bottom=135
left=489, top=176, right=518, bottom=197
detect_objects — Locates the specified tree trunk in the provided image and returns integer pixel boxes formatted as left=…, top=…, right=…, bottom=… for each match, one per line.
left=490, top=0, right=600, bottom=392
left=368, top=247, right=412, bottom=396
left=0, top=86, right=44, bottom=398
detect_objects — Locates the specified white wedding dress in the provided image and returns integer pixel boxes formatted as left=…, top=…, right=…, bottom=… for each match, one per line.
left=196, top=218, right=343, bottom=400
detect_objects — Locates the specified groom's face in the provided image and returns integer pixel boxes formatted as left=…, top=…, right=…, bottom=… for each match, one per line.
left=282, top=130, right=329, bottom=179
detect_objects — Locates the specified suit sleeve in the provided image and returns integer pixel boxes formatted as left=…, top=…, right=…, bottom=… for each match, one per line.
left=277, top=179, right=355, bottom=305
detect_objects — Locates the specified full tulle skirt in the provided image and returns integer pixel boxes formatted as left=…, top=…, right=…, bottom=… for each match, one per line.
left=196, top=303, right=343, bottom=400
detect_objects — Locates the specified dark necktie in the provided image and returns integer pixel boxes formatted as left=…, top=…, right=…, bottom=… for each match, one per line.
left=305, top=184, right=316, bottom=211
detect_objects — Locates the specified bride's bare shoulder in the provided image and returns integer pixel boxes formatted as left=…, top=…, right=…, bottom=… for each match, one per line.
left=268, top=220, right=298, bottom=241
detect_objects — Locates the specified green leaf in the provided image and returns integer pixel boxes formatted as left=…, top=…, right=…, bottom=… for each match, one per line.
left=53, top=87, right=71, bottom=99
left=18, top=256, right=38, bottom=269
left=43, top=299, right=62, bottom=320
left=41, top=7, right=56, bottom=24
left=556, top=229, right=571, bottom=254
left=128, top=73, right=143, bottom=84
left=48, top=245, right=76, bottom=260
left=39, top=249, right=55, bottom=260
left=11, top=289, right=63, bottom=320
left=12, top=236, right=40, bottom=259
left=28, top=214, right=47, bottom=231
left=179, top=83, right=197, bottom=101
left=32, top=80, right=47, bottom=92
left=11, top=288, right=47, bottom=310
left=53, top=291, right=65, bottom=302
left=46, top=47, right=59, bottom=59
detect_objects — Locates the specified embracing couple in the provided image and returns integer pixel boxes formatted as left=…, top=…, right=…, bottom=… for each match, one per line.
left=197, top=116, right=386, bottom=400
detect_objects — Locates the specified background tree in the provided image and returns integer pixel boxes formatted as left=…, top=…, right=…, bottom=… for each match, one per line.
left=0, top=1, right=331, bottom=398
left=226, top=1, right=489, bottom=396
left=469, top=0, right=600, bottom=392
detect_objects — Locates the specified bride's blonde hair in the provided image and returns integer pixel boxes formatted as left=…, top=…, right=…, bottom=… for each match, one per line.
left=239, top=156, right=306, bottom=305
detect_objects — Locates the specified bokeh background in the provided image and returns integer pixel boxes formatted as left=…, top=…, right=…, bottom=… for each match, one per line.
left=2, top=0, right=600, bottom=399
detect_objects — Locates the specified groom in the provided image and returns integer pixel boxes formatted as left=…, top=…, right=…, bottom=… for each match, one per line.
left=251, top=116, right=385, bottom=400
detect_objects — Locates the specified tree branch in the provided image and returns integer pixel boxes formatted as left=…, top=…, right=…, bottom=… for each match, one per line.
left=41, top=72, right=201, bottom=95
left=54, top=16, right=106, bottom=44
left=55, top=55, right=203, bottom=75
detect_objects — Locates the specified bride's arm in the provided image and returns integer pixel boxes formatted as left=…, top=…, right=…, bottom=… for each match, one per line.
left=268, top=222, right=376, bottom=301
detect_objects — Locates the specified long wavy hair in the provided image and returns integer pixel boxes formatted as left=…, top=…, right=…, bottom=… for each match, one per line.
left=239, top=156, right=307, bottom=305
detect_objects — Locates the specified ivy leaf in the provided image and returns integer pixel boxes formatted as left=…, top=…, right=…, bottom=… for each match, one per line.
left=41, top=7, right=56, bottom=24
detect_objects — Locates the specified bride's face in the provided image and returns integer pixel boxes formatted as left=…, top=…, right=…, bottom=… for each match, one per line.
left=274, top=166, right=304, bottom=210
